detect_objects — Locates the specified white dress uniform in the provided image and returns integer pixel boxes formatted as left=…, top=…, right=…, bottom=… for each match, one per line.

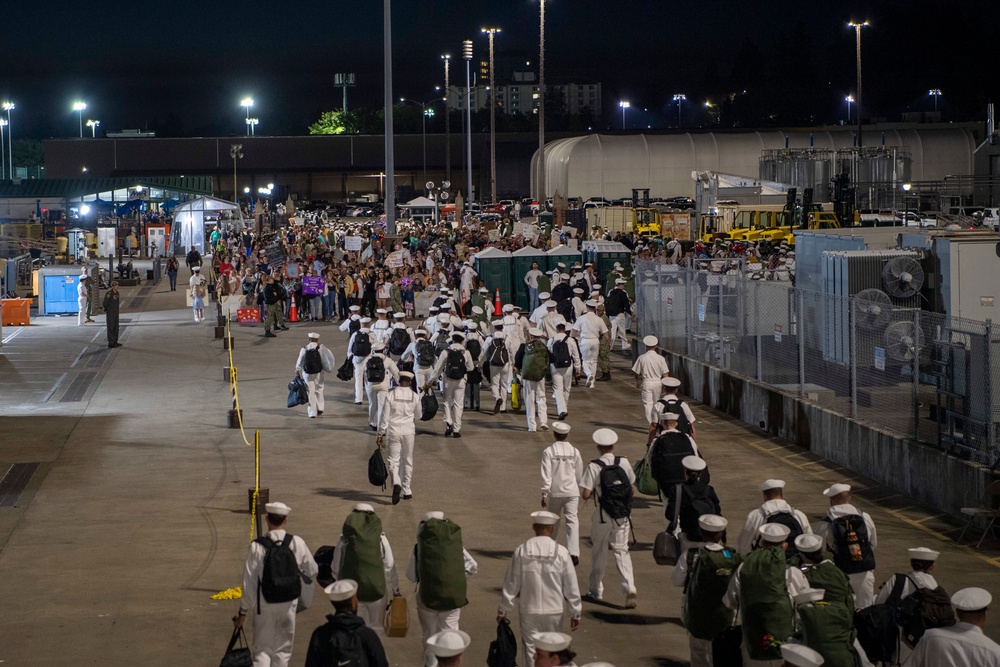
left=632, top=349, right=671, bottom=424
left=339, top=314, right=361, bottom=335
left=540, top=310, right=568, bottom=340
left=422, top=313, right=440, bottom=338
left=460, top=265, right=477, bottom=307
left=432, top=343, right=474, bottom=434
left=540, top=441, right=584, bottom=557
left=905, top=622, right=1000, bottom=666
left=240, top=529, right=319, bottom=667
left=371, top=317, right=392, bottom=346
left=77, top=277, right=89, bottom=326
left=874, top=569, right=939, bottom=665
left=735, top=499, right=813, bottom=556
left=481, top=333, right=511, bottom=412
left=530, top=302, right=549, bottom=327
left=346, top=328, right=371, bottom=403
left=405, top=543, right=479, bottom=667
left=571, top=311, right=609, bottom=385
left=579, top=454, right=637, bottom=600
left=813, top=503, right=878, bottom=609
left=571, top=295, right=587, bottom=319
left=548, top=333, right=581, bottom=417
left=294, top=342, right=336, bottom=418
left=362, top=351, right=400, bottom=428
left=499, top=535, right=583, bottom=663
left=378, top=384, right=421, bottom=496
left=650, top=394, right=697, bottom=428
left=518, top=341, right=549, bottom=433
left=401, top=338, right=435, bottom=391
left=331, top=532, right=400, bottom=638
left=387, top=322, right=413, bottom=358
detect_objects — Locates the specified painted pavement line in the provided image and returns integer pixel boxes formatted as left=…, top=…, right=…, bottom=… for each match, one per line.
left=70, top=346, right=89, bottom=369
left=42, top=373, right=69, bottom=403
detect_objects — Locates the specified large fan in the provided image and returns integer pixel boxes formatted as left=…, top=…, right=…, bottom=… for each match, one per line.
left=882, top=257, right=924, bottom=299
left=855, top=289, right=894, bottom=329
left=884, top=321, right=925, bottom=362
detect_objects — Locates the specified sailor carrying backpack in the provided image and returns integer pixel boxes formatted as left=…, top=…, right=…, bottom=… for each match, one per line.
left=465, top=336, right=482, bottom=362
left=444, top=348, right=467, bottom=380
left=255, top=534, right=302, bottom=604
left=593, top=456, right=633, bottom=522
left=825, top=514, right=876, bottom=574
left=348, top=318, right=361, bottom=335
left=551, top=338, right=573, bottom=368
left=351, top=331, right=372, bottom=358
left=366, top=355, right=386, bottom=383
left=434, top=330, right=451, bottom=354
left=896, top=577, right=957, bottom=648
left=487, top=339, right=510, bottom=367
left=752, top=510, right=804, bottom=559
left=388, top=327, right=410, bottom=356
left=416, top=339, right=437, bottom=367
left=521, top=340, right=550, bottom=382
left=302, top=347, right=323, bottom=375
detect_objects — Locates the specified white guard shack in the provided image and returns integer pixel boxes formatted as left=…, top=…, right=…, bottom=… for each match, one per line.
left=171, top=196, right=238, bottom=255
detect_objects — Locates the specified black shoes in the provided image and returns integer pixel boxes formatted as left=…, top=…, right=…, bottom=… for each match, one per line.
left=402, top=494, right=413, bottom=500
left=444, top=423, right=454, bottom=437
left=392, top=485, right=402, bottom=505
left=264, top=331, right=277, bottom=338
left=571, top=555, right=579, bottom=567
left=452, top=431, right=462, bottom=438
left=558, top=412, right=568, bottom=420
left=279, top=326, right=289, bottom=331
left=494, top=399, right=502, bottom=415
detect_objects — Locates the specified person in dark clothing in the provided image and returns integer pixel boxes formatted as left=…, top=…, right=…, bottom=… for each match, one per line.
left=263, top=276, right=283, bottom=338
left=304, top=579, right=389, bottom=667
left=666, top=455, right=721, bottom=552
left=184, top=246, right=202, bottom=277
left=103, top=281, right=122, bottom=348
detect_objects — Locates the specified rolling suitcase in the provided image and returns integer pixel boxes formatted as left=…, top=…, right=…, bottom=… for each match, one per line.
left=464, top=381, right=481, bottom=411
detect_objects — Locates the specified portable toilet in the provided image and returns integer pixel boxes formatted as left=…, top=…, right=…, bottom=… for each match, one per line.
left=582, top=240, right=632, bottom=285
left=38, top=266, right=84, bottom=315
left=66, top=228, right=88, bottom=262
left=97, top=227, right=117, bottom=258
left=545, top=244, right=582, bottom=276
left=473, top=247, right=513, bottom=306
left=511, top=246, right=547, bottom=310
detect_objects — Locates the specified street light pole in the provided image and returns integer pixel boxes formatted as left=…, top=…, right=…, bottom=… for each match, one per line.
left=384, top=0, right=396, bottom=234
left=673, top=93, right=686, bottom=127
left=401, top=98, right=443, bottom=186
left=619, top=100, right=630, bottom=129
left=928, top=88, right=942, bottom=112
left=2, top=103, right=12, bottom=180
left=241, top=98, right=254, bottom=136
left=73, top=101, right=87, bottom=138
left=482, top=28, right=501, bottom=203
left=246, top=118, right=259, bottom=136
left=848, top=21, right=868, bottom=148
left=442, top=54, right=451, bottom=184
left=845, top=95, right=854, bottom=123
left=0, top=120, right=6, bottom=179
left=464, top=40, right=474, bottom=204
left=537, top=0, right=546, bottom=206
left=230, top=144, right=243, bottom=205
left=86, top=119, right=100, bottom=138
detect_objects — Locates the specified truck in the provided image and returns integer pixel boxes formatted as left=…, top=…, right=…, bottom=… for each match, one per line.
left=697, top=202, right=840, bottom=245
left=587, top=206, right=668, bottom=237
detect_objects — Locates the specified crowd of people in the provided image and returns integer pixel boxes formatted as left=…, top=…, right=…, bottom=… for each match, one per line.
left=199, top=216, right=996, bottom=667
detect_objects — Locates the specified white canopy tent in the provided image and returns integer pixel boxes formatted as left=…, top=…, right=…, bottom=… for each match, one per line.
left=399, top=196, right=436, bottom=223
left=171, top=196, right=239, bottom=254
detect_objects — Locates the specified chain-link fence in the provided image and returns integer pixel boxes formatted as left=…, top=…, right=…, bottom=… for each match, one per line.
left=635, top=259, right=1000, bottom=466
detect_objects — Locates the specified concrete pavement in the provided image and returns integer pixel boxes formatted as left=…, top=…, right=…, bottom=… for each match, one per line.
left=1, top=276, right=999, bottom=666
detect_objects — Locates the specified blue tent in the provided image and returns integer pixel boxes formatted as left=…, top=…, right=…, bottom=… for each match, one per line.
left=116, top=199, right=142, bottom=216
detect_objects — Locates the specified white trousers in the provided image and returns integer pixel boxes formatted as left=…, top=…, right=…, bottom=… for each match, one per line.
left=251, top=599, right=298, bottom=667
left=547, top=495, right=580, bottom=557
left=523, top=378, right=548, bottom=431
left=386, top=432, right=415, bottom=494
left=415, top=367, right=433, bottom=393
left=689, top=634, right=713, bottom=667
left=518, top=611, right=563, bottom=665
left=366, top=383, right=388, bottom=426
left=352, top=359, right=366, bottom=402
left=550, top=366, right=573, bottom=416
left=849, top=570, right=875, bottom=609
left=442, top=378, right=466, bottom=432
left=641, top=380, right=661, bottom=425
left=77, top=296, right=87, bottom=326
left=579, top=339, right=600, bottom=381
left=488, top=364, right=510, bottom=409
left=611, top=313, right=629, bottom=349
left=357, top=596, right=388, bottom=639
left=417, top=602, right=461, bottom=667
left=303, top=372, right=324, bottom=417
left=588, top=511, right=636, bottom=600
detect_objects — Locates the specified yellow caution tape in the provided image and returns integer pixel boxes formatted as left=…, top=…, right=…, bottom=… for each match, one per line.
left=210, top=586, right=242, bottom=600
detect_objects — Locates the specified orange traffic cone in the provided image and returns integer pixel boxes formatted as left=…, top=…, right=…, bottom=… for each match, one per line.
left=493, top=288, right=503, bottom=316
left=289, top=299, right=299, bottom=322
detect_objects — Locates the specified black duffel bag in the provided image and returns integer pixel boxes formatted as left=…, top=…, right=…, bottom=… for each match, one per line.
left=420, top=389, right=439, bottom=421
left=336, top=357, right=354, bottom=381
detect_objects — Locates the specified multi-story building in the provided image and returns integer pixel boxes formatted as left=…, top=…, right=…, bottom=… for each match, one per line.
left=448, top=70, right=601, bottom=117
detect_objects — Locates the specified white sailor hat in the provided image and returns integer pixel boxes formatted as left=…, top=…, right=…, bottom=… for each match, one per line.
left=353, top=503, right=375, bottom=512
left=592, top=284, right=602, bottom=290
left=662, top=377, right=681, bottom=388
left=585, top=299, right=598, bottom=307
left=512, top=305, right=523, bottom=311
left=426, top=630, right=471, bottom=658
left=552, top=421, right=571, bottom=434
left=534, top=632, right=573, bottom=653
left=643, top=335, right=658, bottom=347
left=492, top=319, right=504, bottom=327
left=428, top=306, right=439, bottom=312
left=463, top=319, right=475, bottom=329
left=415, top=328, right=428, bottom=336
left=325, top=579, right=358, bottom=601
left=823, top=483, right=852, bottom=497
left=399, top=371, right=415, bottom=380
left=472, top=306, right=484, bottom=315
left=908, top=547, right=940, bottom=562
left=478, top=287, right=489, bottom=293
left=561, top=273, right=570, bottom=280
left=614, top=262, right=623, bottom=268
left=794, top=588, right=826, bottom=605
left=952, top=587, right=992, bottom=611
left=682, top=455, right=706, bottom=471
left=503, top=304, right=515, bottom=312
left=661, top=410, right=681, bottom=422
left=308, top=332, right=320, bottom=339
left=759, top=522, right=791, bottom=542
left=350, top=305, right=362, bottom=311
left=437, top=313, right=451, bottom=322
left=698, top=514, right=728, bottom=532
left=451, top=331, right=466, bottom=341
left=441, top=288, right=451, bottom=294
left=376, top=308, right=387, bottom=314
left=423, top=511, right=446, bottom=521
left=545, top=300, right=557, bottom=307
left=615, top=278, right=626, bottom=285
left=192, top=266, right=200, bottom=272
left=780, top=644, right=824, bottom=667
left=264, top=502, right=291, bottom=516
left=593, top=428, right=618, bottom=446
left=360, top=317, right=372, bottom=324
left=529, top=327, right=544, bottom=337
left=393, top=312, right=405, bottom=319
left=760, top=479, right=785, bottom=492
left=538, top=292, right=551, bottom=300
left=585, top=262, right=593, bottom=267
left=531, top=510, right=560, bottom=525
left=795, top=534, right=825, bottom=554
left=573, top=287, right=585, bottom=294
left=557, top=262, right=566, bottom=268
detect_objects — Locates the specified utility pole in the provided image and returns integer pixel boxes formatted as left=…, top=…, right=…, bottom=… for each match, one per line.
left=464, top=40, right=474, bottom=204
left=482, top=27, right=501, bottom=203
left=538, top=0, right=546, bottom=206
left=849, top=21, right=868, bottom=149
left=384, top=0, right=396, bottom=233
left=442, top=54, right=452, bottom=185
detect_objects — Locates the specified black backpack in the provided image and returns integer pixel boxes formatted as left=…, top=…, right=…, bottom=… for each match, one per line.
left=303, top=347, right=323, bottom=374
left=855, top=574, right=907, bottom=663
left=678, top=482, right=717, bottom=540
left=465, top=337, right=482, bottom=362
left=556, top=299, right=575, bottom=323
left=434, top=330, right=451, bottom=353
left=365, top=356, right=386, bottom=383
left=650, top=431, right=695, bottom=486
left=897, top=578, right=957, bottom=648
left=551, top=338, right=572, bottom=368
left=351, top=331, right=372, bottom=357
left=487, top=617, right=518, bottom=667
left=368, top=446, right=388, bottom=488
left=388, top=328, right=409, bottom=356
left=658, top=398, right=693, bottom=436
left=445, top=349, right=467, bottom=380
left=416, top=339, right=437, bottom=367
left=753, top=510, right=804, bottom=559
left=255, top=534, right=302, bottom=604
left=327, top=625, right=369, bottom=667
left=826, top=514, right=876, bottom=574
left=593, top=457, right=633, bottom=521
left=349, top=318, right=361, bottom=335
left=487, top=339, right=510, bottom=366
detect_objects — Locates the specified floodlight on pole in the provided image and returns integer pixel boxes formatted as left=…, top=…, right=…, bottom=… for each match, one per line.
left=442, top=54, right=452, bottom=184
left=481, top=27, right=501, bottom=203
left=72, top=101, right=87, bottom=137
left=241, top=97, right=254, bottom=135
left=86, top=119, right=100, bottom=138
left=230, top=144, right=244, bottom=204
left=673, top=93, right=686, bottom=127
left=2, top=102, right=12, bottom=180
left=463, top=39, right=474, bottom=205
left=246, top=117, right=259, bottom=136
left=848, top=20, right=869, bottom=147
left=383, top=0, right=396, bottom=234
left=845, top=95, right=854, bottom=122
left=401, top=96, right=444, bottom=185
left=536, top=0, right=547, bottom=204
left=618, top=100, right=630, bottom=129
left=0, top=119, right=6, bottom=179
left=928, top=88, right=942, bottom=111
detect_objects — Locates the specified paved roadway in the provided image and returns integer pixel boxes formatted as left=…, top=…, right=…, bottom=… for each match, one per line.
left=1, top=276, right=999, bottom=666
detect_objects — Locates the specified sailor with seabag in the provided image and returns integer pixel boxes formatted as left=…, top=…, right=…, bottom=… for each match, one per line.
left=295, top=332, right=336, bottom=418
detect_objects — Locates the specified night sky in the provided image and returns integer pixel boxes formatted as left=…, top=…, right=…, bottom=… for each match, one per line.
left=2, top=0, right=997, bottom=139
